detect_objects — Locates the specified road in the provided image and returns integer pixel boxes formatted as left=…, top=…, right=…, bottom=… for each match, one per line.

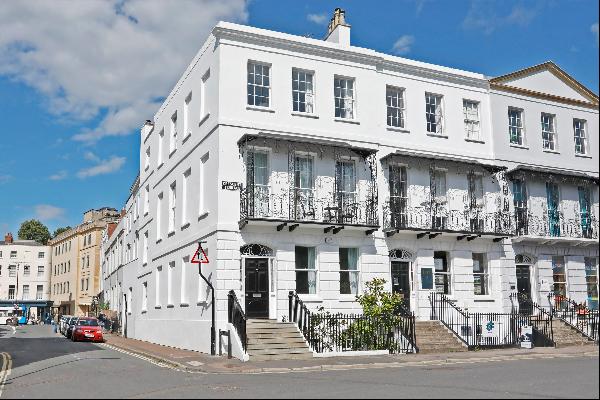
left=0, top=325, right=597, bottom=399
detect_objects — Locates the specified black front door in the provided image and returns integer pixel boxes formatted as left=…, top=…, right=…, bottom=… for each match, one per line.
left=245, top=258, right=269, bottom=319
left=516, top=265, right=531, bottom=313
left=391, top=261, right=410, bottom=308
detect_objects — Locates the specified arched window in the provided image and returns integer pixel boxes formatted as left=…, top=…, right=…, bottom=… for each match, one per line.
left=389, top=249, right=414, bottom=261
left=240, top=244, right=274, bottom=257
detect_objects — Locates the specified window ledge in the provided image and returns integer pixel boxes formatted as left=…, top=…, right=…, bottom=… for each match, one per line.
left=166, top=304, right=175, bottom=309
left=169, top=149, right=177, bottom=159
left=291, top=112, right=319, bottom=119
left=141, top=310, right=147, bottom=314
left=246, top=105, right=275, bottom=113
left=198, top=211, right=209, bottom=221
left=181, top=222, right=190, bottom=231
left=543, top=149, right=560, bottom=154
left=154, top=305, right=162, bottom=309
left=386, top=126, right=409, bottom=133
left=339, top=295, right=357, bottom=302
left=465, top=138, right=485, bottom=144
left=473, top=298, right=496, bottom=303
left=168, top=231, right=175, bottom=238
left=142, top=262, right=148, bottom=267
left=197, top=301, right=208, bottom=306
left=298, top=295, right=323, bottom=303
left=334, top=118, right=360, bottom=125
left=180, top=303, right=189, bottom=308
left=510, top=144, right=529, bottom=150
left=426, top=133, right=448, bottom=139
left=182, top=132, right=192, bottom=144
left=144, top=165, right=149, bottom=172
left=157, top=162, right=164, bottom=170
left=199, top=113, right=210, bottom=127
left=156, top=238, right=163, bottom=244
left=575, top=153, right=592, bottom=159
left=144, top=211, right=149, bottom=217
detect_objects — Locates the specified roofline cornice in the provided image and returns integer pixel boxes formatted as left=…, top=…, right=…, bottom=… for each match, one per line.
left=490, top=82, right=599, bottom=109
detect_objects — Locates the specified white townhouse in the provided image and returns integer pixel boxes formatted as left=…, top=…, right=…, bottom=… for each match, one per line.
left=0, top=233, right=52, bottom=320
left=115, top=9, right=599, bottom=357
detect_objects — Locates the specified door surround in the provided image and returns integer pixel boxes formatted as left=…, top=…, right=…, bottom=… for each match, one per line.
left=389, top=248, right=415, bottom=310
left=241, top=244, right=276, bottom=319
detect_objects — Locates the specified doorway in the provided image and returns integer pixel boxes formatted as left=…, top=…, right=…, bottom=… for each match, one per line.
left=516, top=265, right=532, bottom=313
left=245, top=258, right=269, bottom=319
left=391, top=261, right=411, bottom=308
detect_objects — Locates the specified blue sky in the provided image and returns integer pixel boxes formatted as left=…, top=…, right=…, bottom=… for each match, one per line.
left=0, top=0, right=598, bottom=236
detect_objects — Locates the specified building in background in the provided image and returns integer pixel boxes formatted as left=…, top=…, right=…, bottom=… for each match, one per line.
left=49, top=207, right=120, bottom=316
left=0, top=233, right=52, bottom=321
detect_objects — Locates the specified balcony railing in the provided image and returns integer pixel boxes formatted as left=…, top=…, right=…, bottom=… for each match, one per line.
left=240, top=186, right=379, bottom=227
left=383, top=199, right=513, bottom=236
left=514, top=209, right=598, bottom=240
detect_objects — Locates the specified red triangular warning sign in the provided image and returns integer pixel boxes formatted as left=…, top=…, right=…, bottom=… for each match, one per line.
left=191, top=242, right=209, bottom=264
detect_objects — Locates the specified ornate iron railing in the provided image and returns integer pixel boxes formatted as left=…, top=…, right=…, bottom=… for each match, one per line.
left=383, top=200, right=513, bottom=235
left=514, top=209, right=598, bottom=240
left=548, top=294, right=599, bottom=344
left=227, top=290, right=247, bottom=352
left=288, top=291, right=417, bottom=354
left=509, top=293, right=554, bottom=347
left=241, top=186, right=379, bottom=227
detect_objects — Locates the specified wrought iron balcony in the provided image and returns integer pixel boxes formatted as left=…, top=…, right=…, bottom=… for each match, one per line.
left=240, top=186, right=379, bottom=229
left=514, top=208, right=598, bottom=240
left=383, top=198, right=513, bottom=237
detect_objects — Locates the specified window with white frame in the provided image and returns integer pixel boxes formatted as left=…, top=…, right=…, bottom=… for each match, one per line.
left=472, top=253, right=488, bottom=295
left=8, top=265, right=16, bottom=277
left=182, top=169, right=190, bottom=225
left=292, top=69, right=314, bottom=113
left=37, top=266, right=44, bottom=277
left=552, top=256, right=567, bottom=297
left=167, top=261, right=175, bottom=306
left=430, top=169, right=447, bottom=204
left=142, top=231, right=148, bottom=265
left=334, top=76, right=355, bottom=119
left=295, top=246, right=316, bottom=294
left=36, top=285, right=43, bottom=300
left=8, top=285, right=15, bottom=300
left=199, top=153, right=209, bottom=215
left=463, top=100, right=480, bottom=140
left=386, top=86, right=405, bottom=128
left=434, top=251, right=450, bottom=294
left=573, top=119, right=588, bottom=155
left=585, top=257, right=598, bottom=310
left=425, top=93, right=443, bottom=134
left=145, top=147, right=150, bottom=170
left=144, top=185, right=149, bottom=215
left=339, top=248, right=359, bottom=295
left=22, top=285, right=29, bottom=300
left=468, top=173, right=484, bottom=209
left=23, top=265, right=30, bottom=277
left=184, top=92, right=191, bottom=137
left=155, top=266, right=162, bottom=307
left=181, top=256, right=189, bottom=304
left=156, top=192, right=163, bottom=240
left=10, top=251, right=16, bottom=259
left=170, top=112, right=177, bottom=153
left=38, top=252, right=45, bottom=259
left=541, top=113, right=556, bottom=151
left=168, top=182, right=176, bottom=233
left=201, top=70, right=210, bottom=118
left=247, top=62, right=270, bottom=107
left=508, top=108, right=524, bottom=145
left=158, top=129, right=164, bottom=166
left=142, top=281, right=148, bottom=312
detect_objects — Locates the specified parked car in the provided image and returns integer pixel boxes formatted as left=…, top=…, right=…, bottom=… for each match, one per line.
left=59, top=316, right=73, bottom=335
left=71, top=318, right=104, bottom=343
left=65, top=317, right=79, bottom=339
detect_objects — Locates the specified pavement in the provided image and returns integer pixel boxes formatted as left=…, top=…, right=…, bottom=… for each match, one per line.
left=101, top=332, right=600, bottom=374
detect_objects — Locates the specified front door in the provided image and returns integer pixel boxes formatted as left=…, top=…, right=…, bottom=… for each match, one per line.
left=245, top=258, right=269, bottom=319
left=516, top=265, right=531, bottom=313
left=391, top=261, right=410, bottom=308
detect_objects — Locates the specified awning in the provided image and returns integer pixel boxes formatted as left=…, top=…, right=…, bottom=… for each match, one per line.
left=382, top=149, right=506, bottom=172
left=237, top=132, right=378, bottom=156
left=506, top=165, right=599, bottom=184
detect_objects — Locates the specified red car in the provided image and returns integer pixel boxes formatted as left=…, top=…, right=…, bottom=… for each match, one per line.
left=71, top=318, right=104, bottom=343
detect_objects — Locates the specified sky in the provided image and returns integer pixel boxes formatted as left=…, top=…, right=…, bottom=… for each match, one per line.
left=0, top=0, right=598, bottom=236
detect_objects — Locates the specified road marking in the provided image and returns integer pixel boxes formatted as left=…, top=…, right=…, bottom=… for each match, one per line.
left=0, top=352, right=13, bottom=398
left=10, top=327, right=15, bottom=336
left=99, top=343, right=186, bottom=372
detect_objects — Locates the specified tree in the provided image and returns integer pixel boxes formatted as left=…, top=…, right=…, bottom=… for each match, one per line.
left=53, top=226, right=72, bottom=238
left=18, top=220, right=51, bottom=245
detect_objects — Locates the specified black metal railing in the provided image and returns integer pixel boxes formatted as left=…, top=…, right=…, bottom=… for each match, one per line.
left=514, top=208, right=599, bottom=240
left=383, top=200, right=513, bottom=235
left=241, top=186, right=379, bottom=227
left=548, top=294, right=599, bottom=343
left=509, top=293, right=554, bottom=347
left=430, top=292, right=554, bottom=349
left=288, top=291, right=417, bottom=354
left=228, top=290, right=247, bottom=352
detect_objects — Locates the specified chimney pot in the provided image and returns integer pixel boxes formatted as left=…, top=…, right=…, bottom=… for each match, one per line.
left=4, top=232, right=13, bottom=244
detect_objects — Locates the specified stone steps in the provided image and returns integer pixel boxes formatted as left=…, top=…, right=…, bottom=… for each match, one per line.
left=414, top=321, right=468, bottom=353
left=246, top=319, right=313, bottom=361
left=551, top=319, right=595, bottom=348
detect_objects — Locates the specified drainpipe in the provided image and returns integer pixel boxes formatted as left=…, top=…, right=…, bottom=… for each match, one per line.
left=196, top=241, right=215, bottom=356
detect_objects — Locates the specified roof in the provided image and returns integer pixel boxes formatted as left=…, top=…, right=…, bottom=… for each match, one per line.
left=0, top=239, right=46, bottom=247
left=506, top=164, right=599, bottom=184
left=490, top=61, right=599, bottom=108
left=382, top=149, right=505, bottom=172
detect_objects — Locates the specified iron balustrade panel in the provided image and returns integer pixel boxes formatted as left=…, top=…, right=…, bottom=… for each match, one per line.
left=548, top=294, right=599, bottom=342
left=228, top=290, right=247, bottom=352
left=514, top=204, right=599, bottom=240
left=384, top=201, right=513, bottom=235
left=241, top=186, right=379, bottom=226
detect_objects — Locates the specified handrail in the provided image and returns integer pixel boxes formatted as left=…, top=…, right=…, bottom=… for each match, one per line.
left=227, top=290, right=247, bottom=353
left=510, top=293, right=554, bottom=347
left=548, top=293, right=598, bottom=343
left=429, top=292, right=470, bottom=346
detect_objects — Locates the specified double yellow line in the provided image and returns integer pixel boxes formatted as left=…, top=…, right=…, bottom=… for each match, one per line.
left=0, top=352, right=12, bottom=398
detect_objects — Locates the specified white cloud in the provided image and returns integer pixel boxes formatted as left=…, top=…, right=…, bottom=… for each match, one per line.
left=77, top=156, right=126, bottom=179
left=462, top=1, right=540, bottom=35
left=592, top=23, right=599, bottom=46
left=392, top=35, right=415, bottom=55
left=35, top=204, right=65, bottom=220
left=83, top=151, right=100, bottom=162
left=307, top=13, right=328, bottom=25
left=0, top=0, right=248, bottom=144
left=49, top=170, right=68, bottom=181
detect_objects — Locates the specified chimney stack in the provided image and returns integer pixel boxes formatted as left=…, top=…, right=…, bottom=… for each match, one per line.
left=4, top=233, right=13, bottom=244
left=325, top=8, right=350, bottom=47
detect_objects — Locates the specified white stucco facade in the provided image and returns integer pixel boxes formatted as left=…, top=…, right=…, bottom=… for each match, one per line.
left=105, top=17, right=598, bottom=357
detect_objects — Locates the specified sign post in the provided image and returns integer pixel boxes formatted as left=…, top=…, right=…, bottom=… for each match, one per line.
left=191, top=241, right=215, bottom=355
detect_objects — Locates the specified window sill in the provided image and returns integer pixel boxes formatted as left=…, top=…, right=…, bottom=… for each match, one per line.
left=141, top=310, right=147, bottom=314
left=386, top=126, right=409, bottom=134
left=339, top=295, right=357, bottom=302
left=182, top=132, right=192, bottom=144
left=575, top=153, right=592, bottom=159
left=426, top=133, right=448, bottom=139
left=334, top=118, right=360, bottom=125
left=181, top=222, right=190, bottom=231
left=543, top=149, right=560, bottom=154
left=142, top=262, right=147, bottom=267
left=144, top=165, right=150, bottom=172
left=155, top=305, right=162, bottom=309
left=169, top=149, right=177, bottom=159
left=291, top=112, right=319, bottom=119
left=465, top=138, right=485, bottom=144
left=166, top=304, right=175, bottom=309
left=198, top=211, right=209, bottom=221
left=157, top=162, right=164, bottom=170
left=199, top=113, right=210, bottom=127
left=168, top=231, right=175, bottom=238
left=197, top=301, right=208, bottom=306
left=246, top=105, right=275, bottom=113
left=510, top=144, right=529, bottom=150
left=298, top=295, right=323, bottom=303
left=156, top=238, right=162, bottom=244
left=180, top=303, right=189, bottom=307
left=473, top=298, right=495, bottom=303
left=144, top=212, right=149, bottom=217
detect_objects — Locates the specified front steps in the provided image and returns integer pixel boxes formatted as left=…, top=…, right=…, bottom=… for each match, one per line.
left=246, top=319, right=313, bottom=361
left=551, top=319, right=596, bottom=348
left=415, top=321, right=468, bottom=354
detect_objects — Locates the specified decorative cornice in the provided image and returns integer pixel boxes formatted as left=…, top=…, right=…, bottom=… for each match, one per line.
left=490, top=82, right=599, bottom=109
